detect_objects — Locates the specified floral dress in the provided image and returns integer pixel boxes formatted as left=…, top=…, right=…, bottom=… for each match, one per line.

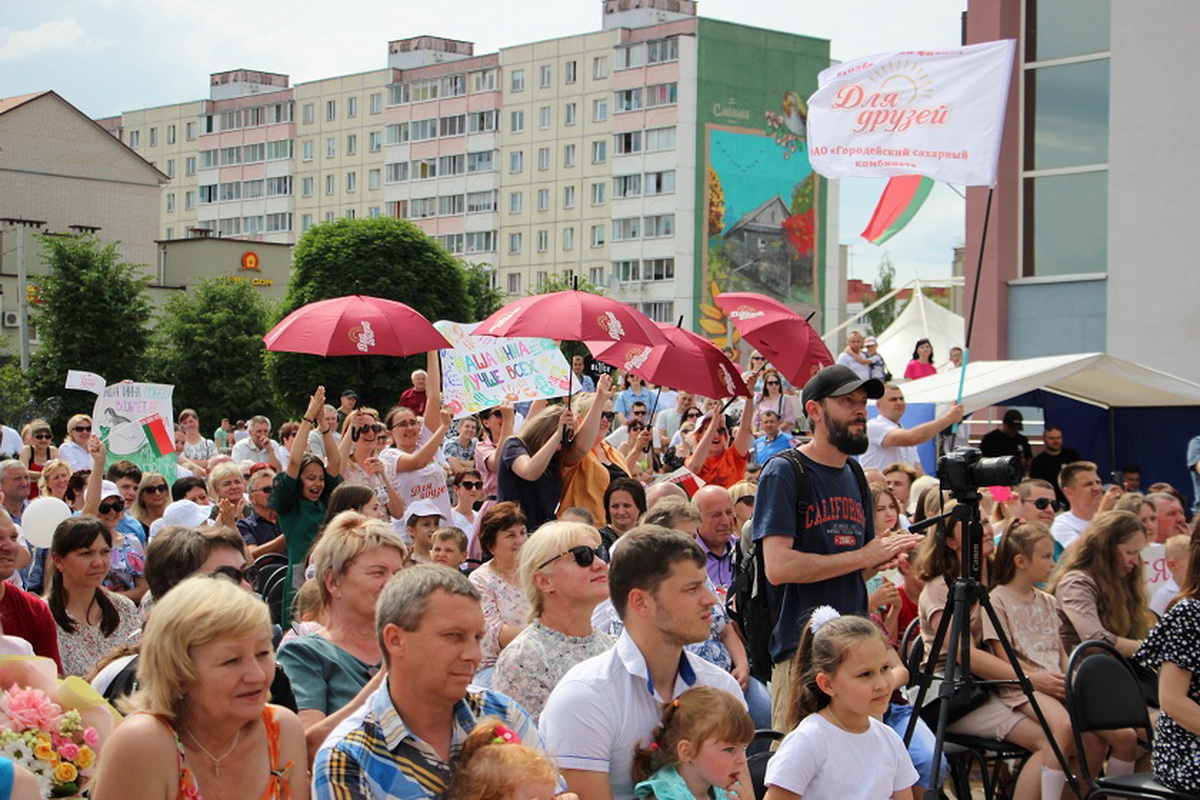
left=468, top=563, right=529, bottom=668
left=57, top=591, right=140, bottom=677
left=1134, top=597, right=1200, bottom=793
left=104, top=533, right=145, bottom=593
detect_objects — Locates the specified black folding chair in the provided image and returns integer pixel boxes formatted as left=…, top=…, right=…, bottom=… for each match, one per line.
left=1064, top=640, right=1191, bottom=800
left=746, top=729, right=785, bottom=799
left=252, top=552, right=288, bottom=596
left=262, top=570, right=288, bottom=626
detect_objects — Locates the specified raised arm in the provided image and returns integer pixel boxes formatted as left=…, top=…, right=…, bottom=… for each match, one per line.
left=512, top=413, right=570, bottom=480
left=882, top=404, right=965, bottom=447
left=731, top=397, right=755, bottom=458
left=563, top=375, right=613, bottom=467
left=290, top=386, right=326, bottom=478
left=82, top=435, right=106, bottom=516
left=390, top=408, right=452, bottom=473
left=423, top=350, right=442, bottom=435
left=686, top=412, right=721, bottom=474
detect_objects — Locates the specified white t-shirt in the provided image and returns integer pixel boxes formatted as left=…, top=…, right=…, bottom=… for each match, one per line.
left=860, top=415, right=920, bottom=471
left=765, top=713, right=918, bottom=800
left=836, top=351, right=872, bottom=380
left=58, top=441, right=92, bottom=472
left=1050, top=511, right=1090, bottom=549
left=1151, top=577, right=1181, bottom=618
left=380, top=429, right=453, bottom=533
left=541, top=630, right=744, bottom=800
left=0, top=426, right=21, bottom=458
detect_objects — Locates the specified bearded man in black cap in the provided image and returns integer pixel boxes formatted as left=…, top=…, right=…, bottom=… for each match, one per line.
left=750, top=364, right=925, bottom=728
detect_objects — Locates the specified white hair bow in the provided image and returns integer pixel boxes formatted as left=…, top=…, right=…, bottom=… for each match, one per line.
left=809, top=605, right=841, bottom=636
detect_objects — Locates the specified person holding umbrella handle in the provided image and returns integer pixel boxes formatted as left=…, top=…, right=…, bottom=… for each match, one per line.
left=688, top=394, right=758, bottom=489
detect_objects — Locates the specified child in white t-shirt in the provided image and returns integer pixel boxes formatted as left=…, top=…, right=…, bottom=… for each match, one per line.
left=765, top=608, right=918, bottom=800
left=1150, top=534, right=1189, bottom=617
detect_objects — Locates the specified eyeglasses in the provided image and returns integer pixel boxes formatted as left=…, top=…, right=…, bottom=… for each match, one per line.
left=751, top=355, right=765, bottom=362
left=628, top=423, right=645, bottom=432
left=361, top=424, right=384, bottom=435
left=632, top=410, right=646, bottom=416
left=33, top=432, right=52, bottom=440
left=253, top=485, right=274, bottom=495
left=600, top=411, right=616, bottom=422
left=459, top=481, right=483, bottom=490
left=765, top=381, right=781, bottom=386
left=98, top=498, right=125, bottom=515
left=537, top=544, right=609, bottom=570
left=210, top=564, right=259, bottom=585
left=143, top=484, right=168, bottom=495
left=73, top=426, right=92, bottom=433
left=1030, top=497, right=1061, bottom=512
left=736, top=496, right=755, bottom=507
left=684, top=412, right=702, bottom=419
left=392, top=420, right=420, bottom=429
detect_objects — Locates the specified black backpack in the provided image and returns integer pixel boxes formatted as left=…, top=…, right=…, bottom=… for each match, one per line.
left=727, top=449, right=870, bottom=682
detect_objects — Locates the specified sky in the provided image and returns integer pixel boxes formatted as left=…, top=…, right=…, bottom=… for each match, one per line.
left=1, top=0, right=967, bottom=286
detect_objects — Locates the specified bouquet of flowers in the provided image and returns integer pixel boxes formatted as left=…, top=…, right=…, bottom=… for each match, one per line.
left=0, top=656, right=118, bottom=798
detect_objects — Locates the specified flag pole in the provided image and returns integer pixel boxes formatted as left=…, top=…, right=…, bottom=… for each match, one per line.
left=951, top=184, right=995, bottom=433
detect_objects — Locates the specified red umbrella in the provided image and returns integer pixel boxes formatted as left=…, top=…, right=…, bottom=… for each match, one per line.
left=262, top=295, right=449, bottom=357
left=475, top=291, right=670, bottom=349
left=586, top=324, right=750, bottom=400
left=714, top=292, right=833, bottom=385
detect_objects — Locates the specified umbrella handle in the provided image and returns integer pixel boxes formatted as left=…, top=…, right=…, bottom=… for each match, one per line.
left=950, top=348, right=970, bottom=434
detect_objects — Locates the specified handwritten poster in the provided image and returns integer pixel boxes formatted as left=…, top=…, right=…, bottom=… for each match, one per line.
left=435, top=321, right=571, bottom=418
left=92, top=382, right=177, bottom=480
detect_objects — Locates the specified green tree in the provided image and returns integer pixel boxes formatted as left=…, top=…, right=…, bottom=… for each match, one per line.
left=146, top=278, right=277, bottom=428
left=865, top=253, right=898, bottom=336
left=30, top=234, right=152, bottom=424
left=264, top=217, right=472, bottom=416
left=461, top=261, right=504, bottom=321
left=529, top=272, right=605, bottom=296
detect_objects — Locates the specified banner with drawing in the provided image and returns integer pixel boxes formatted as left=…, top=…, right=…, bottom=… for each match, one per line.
left=91, top=382, right=177, bottom=480
left=435, top=321, right=572, bottom=418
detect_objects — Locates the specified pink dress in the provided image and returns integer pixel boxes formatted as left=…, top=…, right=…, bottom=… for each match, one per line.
left=904, top=360, right=937, bottom=380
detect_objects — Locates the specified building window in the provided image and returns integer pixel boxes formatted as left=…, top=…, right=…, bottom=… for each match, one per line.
left=563, top=185, right=576, bottom=209
left=325, top=175, right=336, bottom=195
left=412, top=158, right=438, bottom=180
left=593, top=56, right=609, bottom=80
left=302, top=213, right=313, bottom=231
left=149, top=127, right=157, bottom=147
left=441, top=74, right=466, bottom=97
left=539, top=106, right=551, bottom=129
left=562, top=227, right=575, bottom=251
left=166, top=193, right=175, bottom=212
left=645, top=170, right=676, bottom=195
left=535, top=271, right=548, bottom=291
left=186, top=121, right=196, bottom=140
left=593, top=99, right=608, bottom=122
left=185, top=191, right=196, bottom=210
left=346, top=134, right=357, bottom=156
left=166, top=159, right=175, bottom=177
left=511, top=111, right=525, bottom=133
left=615, top=44, right=644, bottom=70
left=563, top=144, right=576, bottom=168
left=590, top=182, right=605, bottom=206
left=440, top=115, right=466, bottom=137
left=129, top=130, right=141, bottom=148
left=386, top=162, right=408, bottom=182
left=591, top=141, right=606, bottom=164
left=615, top=89, right=642, bottom=112
left=614, top=131, right=642, bottom=155
left=645, top=126, right=676, bottom=152
left=645, top=83, right=678, bottom=108
left=613, top=174, right=641, bottom=198
left=166, top=124, right=176, bottom=144
left=536, top=230, right=549, bottom=252
left=185, top=156, right=196, bottom=176
left=510, top=192, right=524, bottom=214
left=507, top=272, right=522, bottom=294
left=538, top=148, right=550, bottom=171
left=302, top=140, right=314, bottom=161
left=439, top=194, right=464, bottom=216
left=539, top=65, right=552, bottom=88
left=590, top=224, right=605, bottom=247
left=346, top=209, right=356, bottom=220
left=646, top=38, right=679, bottom=64
left=369, top=131, right=382, bottom=152
left=509, top=232, right=522, bottom=254
left=511, top=69, right=525, bottom=92
left=326, top=138, right=336, bottom=157
left=201, top=149, right=219, bottom=169
left=537, top=189, right=550, bottom=212
left=644, top=258, right=675, bottom=281
left=467, top=150, right=496, bottom=173
left=467, top=190, right=498, bottom=213
left=409, top=118, right=437, bottom=141
left=347, top=96, right=358, bottom=118
left=589, top=266, right=605, bottom=285
left=266, top=176, right=292, bottom=196
left=302, top=103, right=314, bottom=124
left=465, top=231, right=496, bottom=253
left=368, top=169, right=381, bottom=191
left=386, top=124, right=407, bottom=145
left=641, top=301, right=675, bottom=322
left=613, top=218, right=640, bottom=241
left=242, top=180, right=264, bottom=199
left=370, top=92, right=383, bottom=114
left=325, top=211, right=335, bottom=222
left=468, top=110, right=498, bottom=133
left=644, top=214, right=675, bottom=238
left=440, top=154, right=465, bottom=176
left=472, top=69, right=497, bottom=92
left=564, top=60, right=577, bottom=84
left=267, top=140, right=293, bottom=160
left=510, top=151, right=524, bottom=174
left=220, top=146, right=241, bottom=166
left=326, top=100, right=337, bottom=121
left=242, top=143, right=265, bottom=163
left=302, top=177, right=314, bottom=197
left=615, top=259, right=639, bottom=282
left=564, top=103, right=577, bottom=126
left=266, top=212, right=292, bottom=232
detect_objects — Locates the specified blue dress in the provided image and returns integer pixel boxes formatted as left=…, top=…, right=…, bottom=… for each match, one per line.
left=635, top=764, right=737, bottom=800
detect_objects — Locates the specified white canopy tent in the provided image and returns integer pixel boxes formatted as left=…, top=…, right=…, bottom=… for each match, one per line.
left=875, top=288, right=965, bottom=379
left=899, top=352, right=1200, bottom=414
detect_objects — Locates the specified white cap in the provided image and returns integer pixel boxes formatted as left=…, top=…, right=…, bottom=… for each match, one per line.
left=148, top=499, right=213, bottom=542
left=405, top=498, right=447, bottom=526
left=100, top=480, right=122, bottom=500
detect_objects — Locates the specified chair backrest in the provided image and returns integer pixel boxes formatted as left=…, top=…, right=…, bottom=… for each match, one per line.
left=1065, top=640, right=1152, bottom=734
left=906, top=632, right=926, bottom=689
left=748, top=749, right=773, bottom=800
left=900, top=617, right=921, bottom=662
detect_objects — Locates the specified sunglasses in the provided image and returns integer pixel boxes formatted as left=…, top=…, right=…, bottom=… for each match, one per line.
left=98, top=498, right=125, bottom=514
left=600, top=411, right=616, bottom=422
left=766, top=381, right=781, bottom=386
left=632, top=410, right=646, bottom=416
left=73, top=426, right=92, bottom=433
left=143, top=484, right=169, bottom=495
left=458, top=481, right=483, bottom=490
left=361, top=424, right=385, bottom=435
left=684, top=412, right=702, bottom=419
left=538, top=544, right=609, bottom=570
left=254, top=485, right=274, bottom=495
left=1031, top=497, right=1061, bottom=512
left=628, top=424, right=645, bottom=432
left=736, top=496, right=755, bottom=506
left=210, top=564, right=259, bottom=585
left=751, top=355, right=765, bottom=361
left=33, top=432, right=53, bottom=440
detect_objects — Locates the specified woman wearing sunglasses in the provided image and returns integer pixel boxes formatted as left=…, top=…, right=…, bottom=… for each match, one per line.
left=750, top=369, right=798, bottom=436
left=450, top=469, right=485, bottom=549
left=131, top=471, right=171, bottom=539
left=337, top=409, right=406, bottom=530
left=18, top=418, right=58, bottom=500
left=493, top=521, right=613, bottom=720
left=80, top=436, right=148, bottom=605
left=58, top=414, right=94, bottom=473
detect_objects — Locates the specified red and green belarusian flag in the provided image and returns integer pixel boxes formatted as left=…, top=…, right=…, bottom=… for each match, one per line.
left=860, top=175, right=934, bottom=245
left=141, top=415, right=175, bottom=457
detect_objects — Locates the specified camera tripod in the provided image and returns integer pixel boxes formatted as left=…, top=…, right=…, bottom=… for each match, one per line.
left=903, top=492, right=1084, bottom=799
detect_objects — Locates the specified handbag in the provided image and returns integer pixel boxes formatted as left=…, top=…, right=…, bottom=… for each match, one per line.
left=917, top=678, right=990, bottom=728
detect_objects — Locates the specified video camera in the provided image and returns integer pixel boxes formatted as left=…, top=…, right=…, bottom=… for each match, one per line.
left=937, top=446, right=1022, bottom=496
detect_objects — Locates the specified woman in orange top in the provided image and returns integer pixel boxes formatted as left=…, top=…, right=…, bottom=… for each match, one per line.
left=558, top=375, right=629, bottom=523
left=687, top=399, right=758, bottom=489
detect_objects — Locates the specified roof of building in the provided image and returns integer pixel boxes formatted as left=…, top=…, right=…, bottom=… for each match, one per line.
left=0, top=91, right=51, bottom=116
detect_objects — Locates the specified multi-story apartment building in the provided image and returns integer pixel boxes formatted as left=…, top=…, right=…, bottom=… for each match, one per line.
left=94, top=0, right=836, bottom=339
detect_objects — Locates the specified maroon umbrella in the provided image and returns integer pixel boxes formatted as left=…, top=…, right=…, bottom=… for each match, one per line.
left=262, top=294, right=449, bottom=357
left=475, top=291, right=670, bottom=349
left=714, top=292, right=833, bottom=385
left=586, top=324, right=750, bottom=400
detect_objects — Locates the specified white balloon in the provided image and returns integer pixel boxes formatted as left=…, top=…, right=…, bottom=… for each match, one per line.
left=20, top=497, right=72, bottom=549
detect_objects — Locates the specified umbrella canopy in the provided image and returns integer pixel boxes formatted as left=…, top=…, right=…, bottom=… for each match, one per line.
left=714, top=292, right=833, bottom=385
left=586, top=324, right=750, bottom=400
left=475, top=291, right=670, bottom=349
left=263, top=295, right=449, bottom=357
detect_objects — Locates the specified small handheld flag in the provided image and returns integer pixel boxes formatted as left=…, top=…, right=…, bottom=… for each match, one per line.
left=141, top=415, right=175, bottom=457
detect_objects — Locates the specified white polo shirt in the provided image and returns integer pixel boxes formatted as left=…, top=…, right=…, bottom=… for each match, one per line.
left=540, top=629, right=744, bottom=800
left=860, top=415, right=920, bottom=471
left=1051, top=511, right=1090, bottom=549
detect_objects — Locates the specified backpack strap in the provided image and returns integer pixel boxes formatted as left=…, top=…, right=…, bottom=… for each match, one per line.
left=844, top=456, right=873, bottom=536
left=768, top=448, right=812, bottom=540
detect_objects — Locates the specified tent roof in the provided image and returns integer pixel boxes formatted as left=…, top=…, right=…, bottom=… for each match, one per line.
left=875, top=288, right=963, bottom=378
left=901, top=352, right=1200, bottom=412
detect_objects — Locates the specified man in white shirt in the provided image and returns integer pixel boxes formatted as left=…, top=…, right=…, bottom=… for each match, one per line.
left=307, top=405, right=341, bottom=459
left=230, top=415, right=286, bottom=469
left=654, top=391, right=695, bottom=445
left=0, top=424, right=20, bottom=459
left=835, top=331, right=872, bottom=380
left=1051, top=461, right=1107, bottom=549
left=540, top=526, right=744, bottom=800
left=859, top=384, right=963, bottom=473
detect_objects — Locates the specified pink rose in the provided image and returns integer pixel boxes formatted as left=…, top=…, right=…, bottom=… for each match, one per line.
left=58, top=741, right=80, bottom=761
left=83, top=728, right=99, bottom=747
left=3, top=686, right=61, bottom=731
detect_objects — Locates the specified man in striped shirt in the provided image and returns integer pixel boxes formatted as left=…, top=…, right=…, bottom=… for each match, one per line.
left=313, top=565, right=541, bottom=799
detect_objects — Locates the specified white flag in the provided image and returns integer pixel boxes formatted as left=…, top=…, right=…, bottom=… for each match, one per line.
left=806, top=40, right=1016, bottom=186
left=65, top=370, right=106, bottom=394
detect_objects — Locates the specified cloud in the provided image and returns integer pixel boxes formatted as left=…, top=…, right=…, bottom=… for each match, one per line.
left=0, top=18, right=101, bottom=64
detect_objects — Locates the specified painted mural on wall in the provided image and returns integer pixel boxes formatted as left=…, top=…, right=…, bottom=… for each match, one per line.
left=698, top=93, right=819, bottom=349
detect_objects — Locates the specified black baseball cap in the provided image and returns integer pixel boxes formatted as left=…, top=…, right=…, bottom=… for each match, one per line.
left=801, top=365, right=884, bottom=416
left=341, top=389, right=358, bottom=399
left=1003, top=409, right=1023, bottom=429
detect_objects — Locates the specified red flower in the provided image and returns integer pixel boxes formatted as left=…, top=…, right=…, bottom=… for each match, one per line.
left=782, top=211, right=815, bottom=257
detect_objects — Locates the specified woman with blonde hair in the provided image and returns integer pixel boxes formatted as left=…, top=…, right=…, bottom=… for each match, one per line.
left=277, top=510, right=405, bottom=753
left=728, top=481, right=757, bottom=535
left=131, top=471, right=171, bottom=537
left=493, top=521, right=613, bottom=719
left=1047, top=510, right=1153, bottom=656
left=337, top=408, right=406, bottom=528
left=58, top=413, right=93, bottom=472
left=91, top=576, right=308, bottom=800
left=36, top=458, right=72, bottom=502
left=557, top=375, right=628, bottom=524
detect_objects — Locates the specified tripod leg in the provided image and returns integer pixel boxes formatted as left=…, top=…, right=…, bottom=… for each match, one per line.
left=976, top=590, right=1085, bottom=800
left=904, top=579, right=957, bottom=745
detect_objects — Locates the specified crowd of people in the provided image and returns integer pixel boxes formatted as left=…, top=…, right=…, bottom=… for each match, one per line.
left=0, top=340, right=1198, bottom=800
